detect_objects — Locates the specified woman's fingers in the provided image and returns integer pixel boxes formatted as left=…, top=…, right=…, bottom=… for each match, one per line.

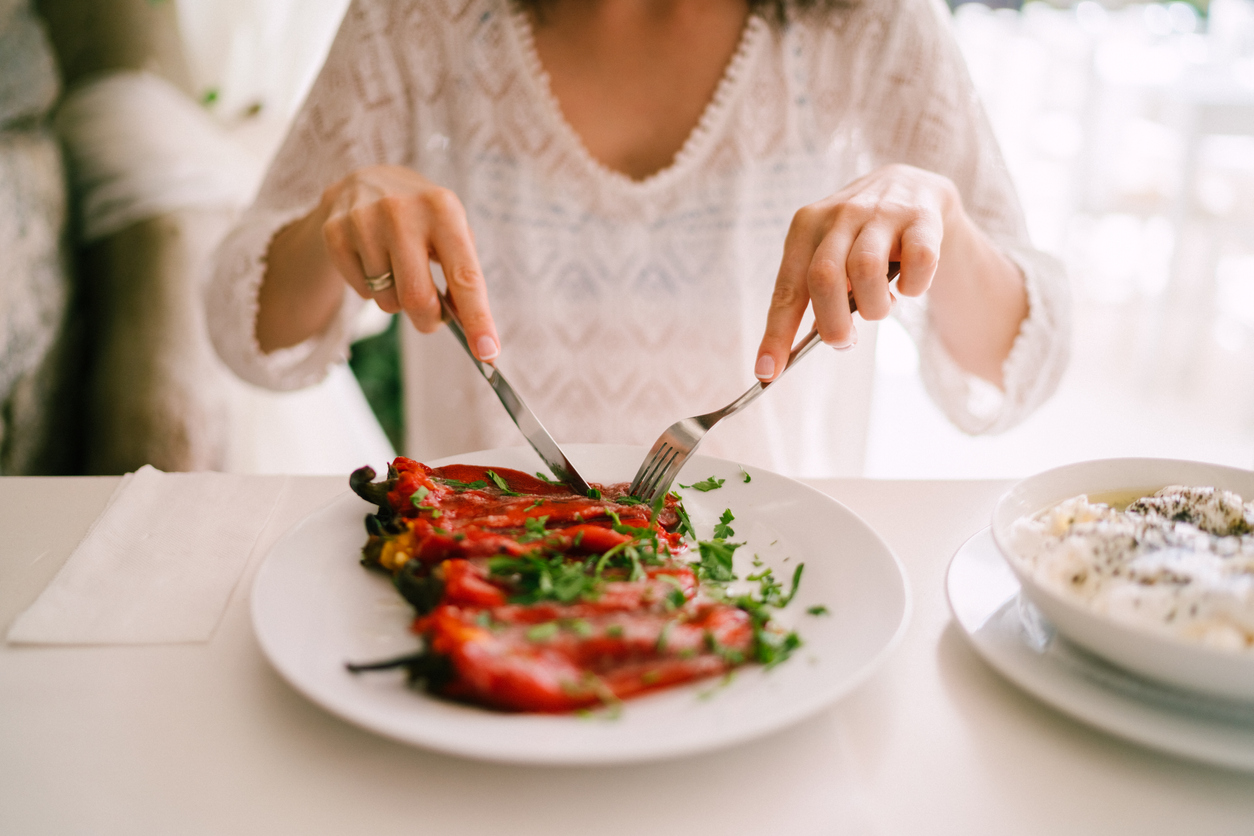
left=323, top=216, right=376, bottom=301
left=321, top=172, right=499, bottom=362
left=754, top=164, right=959, bottom=381
left=755, top=210, right=826, bottom=381
left=377, top=197, right=441, bottom=332
left=843, top=222, right=895, bottom=321
left=424, top=189, right=498, bottom=361
left=323, top=200, right=405, bottom=316
left=896, top=216, right=942, bottom=298
left=807, top=222, right=859, bottom=347
left=348, top=205, right=403, bottom=314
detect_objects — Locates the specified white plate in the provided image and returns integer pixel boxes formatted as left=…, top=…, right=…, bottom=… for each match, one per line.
left=251, top=444, right=910, bottom=764
left=990, top=458, right=1254, bottom=702
left=947, top=528, right=1254, bottom=772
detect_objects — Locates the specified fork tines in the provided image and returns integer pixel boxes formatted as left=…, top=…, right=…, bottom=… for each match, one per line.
left=629, top=443, right=679, bottom=503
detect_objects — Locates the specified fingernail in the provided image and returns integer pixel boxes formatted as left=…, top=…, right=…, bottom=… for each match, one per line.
left=826, top=329, right=858, bottom=351
left=755, top=354, right=775, bottom=380
left=476, top=335, right=499, bottom=361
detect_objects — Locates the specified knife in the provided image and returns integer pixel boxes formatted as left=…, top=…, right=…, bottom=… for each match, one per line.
left=437, top=291, right=593, bottom=496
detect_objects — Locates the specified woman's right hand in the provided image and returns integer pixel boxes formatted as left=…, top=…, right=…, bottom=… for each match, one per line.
left=259, top=165, right=499, bottom=361
left=320, top=165, right=499, bottom=360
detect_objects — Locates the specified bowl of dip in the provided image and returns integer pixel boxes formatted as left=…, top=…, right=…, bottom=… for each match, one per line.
left=991, top=458, right=1254, bottom=703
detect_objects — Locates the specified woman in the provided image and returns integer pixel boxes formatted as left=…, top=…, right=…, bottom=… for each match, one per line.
left=208, top=0, right=1068, bottom=475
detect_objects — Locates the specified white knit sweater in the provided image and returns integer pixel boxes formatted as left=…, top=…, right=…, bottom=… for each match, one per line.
left=207, top=0, right=1069, bottom=477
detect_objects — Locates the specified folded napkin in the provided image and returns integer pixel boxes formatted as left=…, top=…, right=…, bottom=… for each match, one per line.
left=7, top=466, right=286, bottom=644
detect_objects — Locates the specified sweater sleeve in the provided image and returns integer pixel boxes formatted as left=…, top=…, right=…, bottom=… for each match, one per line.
left=819, top=0, right=1071, bottom=434
left=205, top=0, right=415, bottom=391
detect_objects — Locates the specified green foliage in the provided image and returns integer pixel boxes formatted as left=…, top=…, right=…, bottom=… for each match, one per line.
left=349, top=316, right=405, bottom=453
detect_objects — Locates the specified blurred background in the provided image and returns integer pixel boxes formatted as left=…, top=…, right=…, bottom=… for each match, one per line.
left=868, top=0, right=1254, bottom=476
left=1, top=0, right=1252, bottom=477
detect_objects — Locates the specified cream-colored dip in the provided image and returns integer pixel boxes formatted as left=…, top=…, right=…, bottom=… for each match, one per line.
left=1009, top=486, right=1254, bottom=651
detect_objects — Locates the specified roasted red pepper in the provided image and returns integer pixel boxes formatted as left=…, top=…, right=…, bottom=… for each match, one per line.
left=349, top=457, right=769, bottom=713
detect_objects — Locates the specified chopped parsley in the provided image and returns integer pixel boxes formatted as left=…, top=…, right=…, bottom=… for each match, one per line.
left=410, top=485, right=440, bottom=515
left=486, top=509, right=665, bottom=604
left=656, top=621, right=673, bottom=652
left=746, top=563, right=804, bottom=609
left=807, top=605, right=830, bottom=616
left=713, top=508, right=735, bottom=540
left=739, top=467, right=752, bottom=484
left=674, top=504, right=697, bottom=541
left=589, top=511, right=664, bottom=582
left=526, top=622, right=559, bottom=642
left=489, top=552, right=599, bottom=604
left=438, top=477, right=489, bottom=491
left=755, top=626, right=802, bottom=668
left=696, top=538, right=742, bottom=583
left=690, top=550, right=806, bottom=668
left=704, top=631, right=745, bottom=666
left=486, top=470, right=521, bottom=496
left=518, top=515, right=551, bottom=544
left=727, top=564, right=805, bottom=667
left=658, top=573, right=688, bottom=609
left=680, top=476, right=725, bottom=492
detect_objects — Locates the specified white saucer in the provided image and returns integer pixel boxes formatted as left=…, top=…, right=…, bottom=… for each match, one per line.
left=946, top=528, right=1254, bottom=772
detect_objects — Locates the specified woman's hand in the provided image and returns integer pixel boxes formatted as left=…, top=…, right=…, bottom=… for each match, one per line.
left=753, top=164, right=1027, bottom=387
left=258, top=165, right=499, bottom=361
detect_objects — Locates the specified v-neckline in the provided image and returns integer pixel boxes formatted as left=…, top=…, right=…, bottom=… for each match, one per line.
left=505, top=2, right=768, bottom=192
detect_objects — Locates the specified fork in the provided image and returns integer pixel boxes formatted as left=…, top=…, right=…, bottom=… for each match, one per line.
left=628, top=263, right=901, bottom=504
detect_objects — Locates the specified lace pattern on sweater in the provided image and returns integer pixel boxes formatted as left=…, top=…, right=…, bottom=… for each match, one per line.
left=206, top=0, right=1070, bottom=474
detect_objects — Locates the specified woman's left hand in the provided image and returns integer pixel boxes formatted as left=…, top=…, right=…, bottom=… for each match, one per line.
left=753, top=163, right=957, bottom=381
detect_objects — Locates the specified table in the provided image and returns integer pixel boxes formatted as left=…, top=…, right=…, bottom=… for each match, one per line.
left=3, top=476, right=1253, bottom=835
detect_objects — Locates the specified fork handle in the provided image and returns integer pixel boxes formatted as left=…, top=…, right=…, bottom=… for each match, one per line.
left=704, top=328, right=822, bottom=423
left=704, top=262, right=901, bottom=425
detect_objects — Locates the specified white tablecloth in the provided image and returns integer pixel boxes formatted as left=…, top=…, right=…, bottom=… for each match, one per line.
left=2, top=476, right=1252, bottom=835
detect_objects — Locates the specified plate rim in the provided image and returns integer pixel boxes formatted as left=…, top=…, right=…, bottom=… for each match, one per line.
left=250, top=444, right=912, bottom=765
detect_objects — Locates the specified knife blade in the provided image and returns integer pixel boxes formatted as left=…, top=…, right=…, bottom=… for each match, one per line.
left=437, top=291, right=592, bottom=496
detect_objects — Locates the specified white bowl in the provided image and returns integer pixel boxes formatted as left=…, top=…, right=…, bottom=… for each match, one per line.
left=991, top=458, right=1254, bottom=703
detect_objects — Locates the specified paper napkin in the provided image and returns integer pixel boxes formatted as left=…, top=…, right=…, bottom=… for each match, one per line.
left=7, top=466, right=287, bottom=644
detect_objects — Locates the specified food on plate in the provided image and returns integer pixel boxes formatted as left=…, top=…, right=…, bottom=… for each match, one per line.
left=346, top=458, right=805, bottom=712
left=1008, top=485, right=1254, bottom=650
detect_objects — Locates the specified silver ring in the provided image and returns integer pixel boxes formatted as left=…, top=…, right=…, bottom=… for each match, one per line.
left=364, top=271, right=394, bottom=293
